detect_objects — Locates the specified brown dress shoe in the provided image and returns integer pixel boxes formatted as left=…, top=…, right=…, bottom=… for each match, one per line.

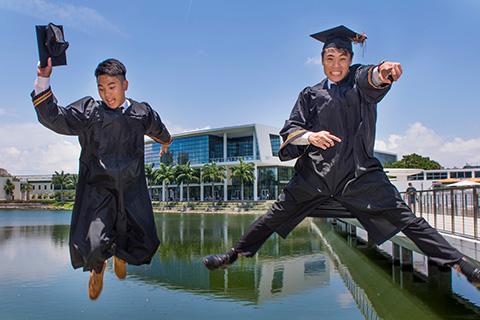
left=113, top=256, right=127, bottom=280
left=88, top=260, right=107, bottom=300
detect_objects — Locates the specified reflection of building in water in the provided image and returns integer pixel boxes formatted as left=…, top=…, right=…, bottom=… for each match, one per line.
left=255, top=253, right=330, bottom=303
left=128, top=216, right=333, bottom=304
left=130, top=251, right=331, bottom=304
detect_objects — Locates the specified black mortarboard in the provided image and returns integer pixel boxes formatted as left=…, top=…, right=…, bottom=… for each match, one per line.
left=310, top=25, right=366, bottom=52
left=36, top=23, right=69, bottom=68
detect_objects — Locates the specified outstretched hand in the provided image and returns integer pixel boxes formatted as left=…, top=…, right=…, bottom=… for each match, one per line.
left=37, top=57, right=52, bottom=78
left=378, top=61, right=402, bottom=84
left=308, top=130, right=342, bottom=150
left=159, top=144, right=169, bottom=156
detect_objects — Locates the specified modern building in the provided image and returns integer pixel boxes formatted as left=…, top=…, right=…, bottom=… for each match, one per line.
left=385, top=167, right=480, bottom=192
left=145, top=123, right=397, bottom=202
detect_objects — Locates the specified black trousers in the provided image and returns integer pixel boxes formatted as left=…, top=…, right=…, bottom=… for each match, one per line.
left=234, top=209, right=463, bottom=267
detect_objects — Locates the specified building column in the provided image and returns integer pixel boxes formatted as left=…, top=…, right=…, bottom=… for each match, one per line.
left=253, top=130, right=257, bottom=160
left=200, top=180, right=204, bottom=201
left=223, top=133, right=227, bottom=162
left=254, top=164, right=258, bottom=201
left=180, top=183, right=184, bottom=201
left=162, top=181, right=166, bottom=202
left=224, top=177, right=228, bottom=201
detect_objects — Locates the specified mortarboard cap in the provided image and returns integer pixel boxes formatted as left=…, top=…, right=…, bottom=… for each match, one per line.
left=310, top=25, right=366, bottom=53
left=36, top=23, right=69, bottom=68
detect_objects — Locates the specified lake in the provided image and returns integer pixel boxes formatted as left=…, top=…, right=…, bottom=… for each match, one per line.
left=0, top=210, right=479, bottom=319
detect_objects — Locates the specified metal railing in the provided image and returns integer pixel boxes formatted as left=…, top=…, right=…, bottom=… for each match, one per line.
left=401, top=186, right=480, bottom=240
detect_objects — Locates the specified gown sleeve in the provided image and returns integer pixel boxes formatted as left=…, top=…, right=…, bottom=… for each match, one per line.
left=141, top=102, right=172, bottom=145
left=355, top=64, right=391, bottom=104
left=278, top=87, right=315, bottom=161
left=31, top=87, right=94, bottom=135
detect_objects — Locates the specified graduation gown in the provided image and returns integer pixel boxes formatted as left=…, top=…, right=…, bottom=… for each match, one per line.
left=32, top=88, right=171, bottom=271
left=270, top=64, right=416, bottom=245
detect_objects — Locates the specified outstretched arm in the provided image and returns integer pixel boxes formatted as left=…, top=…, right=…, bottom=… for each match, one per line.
left=32, top=58, right=90, bottom=135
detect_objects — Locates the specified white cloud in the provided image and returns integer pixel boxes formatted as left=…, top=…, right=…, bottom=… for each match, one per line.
left=375, top=122, right=480, bottom=168
left=164, top=121, right=211, bottom=134
left=0, top=0, right=125, bottom=35
left=0, top=123, right=80, bottom=175
left=0, top=108, right=5, bottom=115
left=1, top=121, right=215, bottom=176
left=305, top=57, right=321, bottom=65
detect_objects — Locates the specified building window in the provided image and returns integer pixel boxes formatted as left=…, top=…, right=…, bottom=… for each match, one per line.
left=408, top=173, right=425, bottom=181
left=426, top=172, right=447, bottom=180
left=450, top=171, right=472, bottom=179
left=270, top=134, right=281, bottom=157
left=278, top=167, right=295, bottom=182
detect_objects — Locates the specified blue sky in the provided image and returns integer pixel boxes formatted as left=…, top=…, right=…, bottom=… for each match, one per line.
left=1, top=0, right=480, bottom=175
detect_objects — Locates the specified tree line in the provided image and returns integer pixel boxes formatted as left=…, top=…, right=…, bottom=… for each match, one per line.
left=19, top=158, right=255, bottom=207
left=145, top=158, right=255, bottom=207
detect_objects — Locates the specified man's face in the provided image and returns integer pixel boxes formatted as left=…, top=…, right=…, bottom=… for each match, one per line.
left=97, top=75, right=128, bottom=109
left=321, top=48, right=352, bottom=83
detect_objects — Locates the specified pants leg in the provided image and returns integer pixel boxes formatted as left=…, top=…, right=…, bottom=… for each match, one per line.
left=402, top=216, right=463, bottom=266
left=234, top=215, right=274, bottom=257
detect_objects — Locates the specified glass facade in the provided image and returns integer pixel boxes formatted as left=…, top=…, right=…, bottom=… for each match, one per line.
left=146, top=133, right=261, bottom=169
left=258, top=167, right=277, bottom=200
left=270, top=134, right=281, bottom=157
left=227, top=136, right=258, bottom=161
left=145, top=143, right=162, bottom=167
left=374, top=151, right=397, bottom=165
left=257, top=166, right=295, bottom=200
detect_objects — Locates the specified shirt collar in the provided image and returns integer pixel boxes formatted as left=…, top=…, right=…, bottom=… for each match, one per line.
left=326, top=79, right=337, bottom=89
left=118, top=98, right=130, bottom=113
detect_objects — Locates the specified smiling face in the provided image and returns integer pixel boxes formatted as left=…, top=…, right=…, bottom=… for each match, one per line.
left=321, top=48, right=352, bottom=83
left=96, top=75, right=128, bottom=109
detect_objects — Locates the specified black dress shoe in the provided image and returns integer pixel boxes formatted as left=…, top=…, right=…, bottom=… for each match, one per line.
left=203, top=249, right=238, bottom=271
left=455, top=258, right=480, bottom=289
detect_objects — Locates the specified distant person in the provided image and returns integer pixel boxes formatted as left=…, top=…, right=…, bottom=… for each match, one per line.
left=203, top=25, right=480, bottom=288
left=32, top=58, right=172, bottom=300
left=406, top=183, right=417, bottom=211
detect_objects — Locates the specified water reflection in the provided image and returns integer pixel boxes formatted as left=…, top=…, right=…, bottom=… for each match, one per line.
left=0, top=211, right=479, bottom=320
left=313, top=220, right=480, bottom=319
left=131, top=213, right=334, bottom=305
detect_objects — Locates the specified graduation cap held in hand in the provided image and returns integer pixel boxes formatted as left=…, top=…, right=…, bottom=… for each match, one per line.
left=36, top=23, right=69, bottom=68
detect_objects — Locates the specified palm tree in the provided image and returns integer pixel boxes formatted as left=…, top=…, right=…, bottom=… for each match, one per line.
left=145, top=163, right=156, bottom=199
left=202, top=162, right=226, bottom=207
left=52, top=170, right=70, bottom=204
left=20, top=183, right=33, bottom=200
left=3, top=178, right=15, bottom=200
left=67, top=174, right=78, bottom=190
left=230, top=157, right=256, bottom=207
left=175, top=161, right=199, bottom=207
left=154, top=163, right=175, bottom=205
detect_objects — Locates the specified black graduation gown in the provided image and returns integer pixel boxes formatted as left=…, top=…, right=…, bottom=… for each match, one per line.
left=32, top=88, right=171, bottom=271
left=271, top=64, right=416, bottom=245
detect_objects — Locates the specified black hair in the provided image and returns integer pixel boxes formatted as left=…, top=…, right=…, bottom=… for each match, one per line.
left=321, top=47, right=353, bottom=60
left=94, top=59, right=126, bottom=81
